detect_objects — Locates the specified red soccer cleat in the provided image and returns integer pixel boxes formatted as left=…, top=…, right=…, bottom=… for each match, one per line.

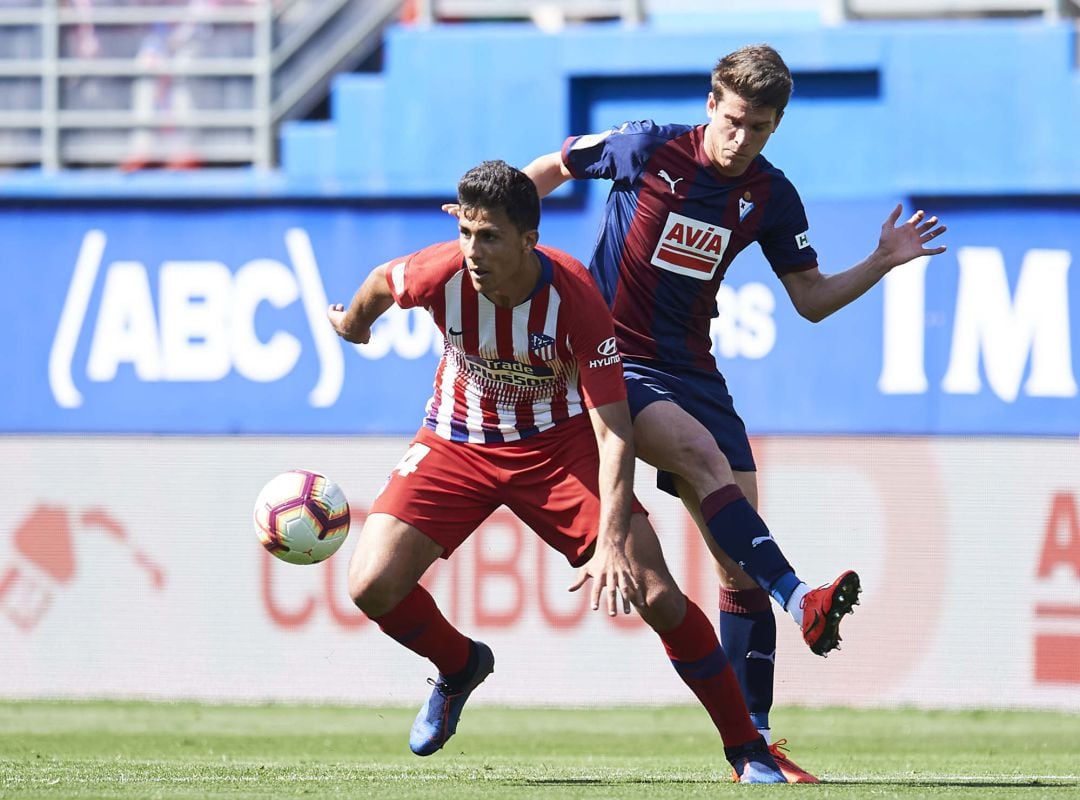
left=801, top=570, right=861, bottom=656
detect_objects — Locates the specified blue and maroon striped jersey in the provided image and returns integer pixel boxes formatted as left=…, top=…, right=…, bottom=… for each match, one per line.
left=562, top=120, right=817, bottom=371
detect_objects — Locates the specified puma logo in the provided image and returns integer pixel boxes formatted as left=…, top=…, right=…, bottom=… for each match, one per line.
left=751, top=534, right=775, bottom=548
left=657, top=170, right=683, bottom=193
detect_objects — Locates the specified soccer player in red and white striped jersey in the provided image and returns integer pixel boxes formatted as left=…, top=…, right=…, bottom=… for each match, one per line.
left=387, top=235, right=622, bottom=444
left=328, top=160, right=786, bottom=782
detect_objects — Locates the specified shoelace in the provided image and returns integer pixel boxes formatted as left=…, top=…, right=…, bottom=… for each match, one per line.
left=427, top=676, right=462, bottom=697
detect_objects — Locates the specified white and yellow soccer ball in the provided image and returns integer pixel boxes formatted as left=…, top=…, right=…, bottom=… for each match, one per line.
left=253, top=470, right=351, bottom=564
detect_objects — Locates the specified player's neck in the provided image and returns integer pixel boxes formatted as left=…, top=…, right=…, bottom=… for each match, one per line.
left=483, top=250, right=541, bottom=308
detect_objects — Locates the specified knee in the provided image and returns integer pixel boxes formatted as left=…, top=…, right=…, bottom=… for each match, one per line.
left=348, top=568, right=404, bottom=619
left=637, top=577, right=686, bottom=631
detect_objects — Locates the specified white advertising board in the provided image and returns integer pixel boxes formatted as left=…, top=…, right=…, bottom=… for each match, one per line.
left=1, top=435, right=1077, bottom=711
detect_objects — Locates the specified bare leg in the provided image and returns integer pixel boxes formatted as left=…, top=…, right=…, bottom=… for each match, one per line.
left=348, top=512, right=444, bottom=616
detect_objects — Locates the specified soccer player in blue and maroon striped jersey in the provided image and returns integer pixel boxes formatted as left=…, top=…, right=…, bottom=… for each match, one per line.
left=523, top=44, right=947, bottom=782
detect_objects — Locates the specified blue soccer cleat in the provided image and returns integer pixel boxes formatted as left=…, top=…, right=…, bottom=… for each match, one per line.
left=725, top=736, right=789, bottom=784
left=409, top=641, right=495, bottom=756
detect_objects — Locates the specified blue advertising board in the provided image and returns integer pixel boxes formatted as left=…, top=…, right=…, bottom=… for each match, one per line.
left=3, top=196, right=1078, bottom=435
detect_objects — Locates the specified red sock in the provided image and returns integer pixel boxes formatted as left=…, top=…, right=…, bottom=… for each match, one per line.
left=371, top=585, right=471, bottom=676
left=658, top=598, right=760, bottom=748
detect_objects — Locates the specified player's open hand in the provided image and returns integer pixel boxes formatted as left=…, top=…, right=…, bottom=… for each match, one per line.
left=878, top=204, right=948, bottom=268
left=568, top=543, right=644, bottom=616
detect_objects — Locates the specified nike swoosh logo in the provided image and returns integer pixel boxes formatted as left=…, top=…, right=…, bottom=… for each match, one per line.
left=448, top=327, right=470, bottom=336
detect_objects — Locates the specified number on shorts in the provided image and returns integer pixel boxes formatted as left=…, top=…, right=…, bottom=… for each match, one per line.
left=392, top=443, right=431, bottom=477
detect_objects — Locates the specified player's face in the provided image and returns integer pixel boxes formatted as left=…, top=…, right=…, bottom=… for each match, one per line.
left=458, top=205, right=539, bottom=304
left=704, top=89, right=782, bottom=177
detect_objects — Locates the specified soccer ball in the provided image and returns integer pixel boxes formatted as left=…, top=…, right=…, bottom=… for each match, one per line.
left=253, top=470, right=351, bottom=565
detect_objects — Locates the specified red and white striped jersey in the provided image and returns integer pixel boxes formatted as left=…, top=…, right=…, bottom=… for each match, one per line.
left=385, top=241, right=626, bottom=443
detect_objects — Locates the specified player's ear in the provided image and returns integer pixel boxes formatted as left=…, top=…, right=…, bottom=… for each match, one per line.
left=706, top=91, right=717, bottom=117
left=773, top=108, right=784, bottom=130
left=523, top=229, right=539, bottom=251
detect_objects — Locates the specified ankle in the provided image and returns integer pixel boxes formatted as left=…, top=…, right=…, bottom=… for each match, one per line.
left=785, top=583, right=810, bottom=627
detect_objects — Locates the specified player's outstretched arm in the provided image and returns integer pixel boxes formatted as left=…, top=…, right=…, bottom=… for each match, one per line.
left=779, top=204, right=947, bottom=323
left=327, top=262, right=396, bottom=344
left=522, top=151, right=573, bottom=199
left=568, top=400, right=644, bottom=616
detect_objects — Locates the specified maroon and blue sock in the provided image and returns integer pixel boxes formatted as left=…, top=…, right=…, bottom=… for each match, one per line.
left=719, top=586, right=776, bottom=733
left=700, top=484, right=801, bottom=607
left=371, top=585, right=471, bottom=678
left=658, top=597, right=760, bottom=748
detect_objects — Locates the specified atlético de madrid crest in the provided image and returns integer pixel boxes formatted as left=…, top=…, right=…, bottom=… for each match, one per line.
left=529, top=332, right=556, bottom=360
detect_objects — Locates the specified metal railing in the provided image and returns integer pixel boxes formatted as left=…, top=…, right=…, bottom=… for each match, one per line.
left=408, top=0, right=1078, bottom=26
left=0, top=0, right=397, bottom=171
left=844, top=0, right=1077, bottom=20
left=0, top=0, right=271, bottom=170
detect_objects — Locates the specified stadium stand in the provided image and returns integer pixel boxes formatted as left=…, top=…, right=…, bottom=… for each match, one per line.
left=0, top=0, right=401, bottom=169
left=0, top=0, right=1075, bottom=172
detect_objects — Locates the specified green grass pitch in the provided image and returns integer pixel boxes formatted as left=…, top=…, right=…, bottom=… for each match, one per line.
left=1, top=701, right=1077, bottom=798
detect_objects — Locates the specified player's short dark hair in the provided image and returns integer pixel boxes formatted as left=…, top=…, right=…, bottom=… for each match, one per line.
left=711, top=44, right=793, bottom=114
left=457, top=160, right=540, bottom=233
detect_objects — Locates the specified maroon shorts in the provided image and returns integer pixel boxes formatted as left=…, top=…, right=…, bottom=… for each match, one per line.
left=371, top=417, right=647, bottom=567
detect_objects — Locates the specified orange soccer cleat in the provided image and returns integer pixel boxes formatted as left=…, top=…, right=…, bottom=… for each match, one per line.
left=766, top=739, right=820, bottom=783
left=730, top=738, right=820, bottom=783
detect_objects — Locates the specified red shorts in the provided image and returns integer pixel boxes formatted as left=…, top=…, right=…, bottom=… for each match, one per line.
left=371, top=417, right=647, bottom=567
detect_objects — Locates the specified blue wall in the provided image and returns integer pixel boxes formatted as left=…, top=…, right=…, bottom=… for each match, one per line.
left=279, top=19, right=1080, bottom=200
left=3, top=18, right=1078, bottom=200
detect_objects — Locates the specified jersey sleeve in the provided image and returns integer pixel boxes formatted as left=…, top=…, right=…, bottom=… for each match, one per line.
left=758, top=177, right=818, bottom=275
left=383, top=241, right=461, bottom=309
left=561, top=120, right=672, bottom=186
left=555, top=260, right=628, bottom=410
